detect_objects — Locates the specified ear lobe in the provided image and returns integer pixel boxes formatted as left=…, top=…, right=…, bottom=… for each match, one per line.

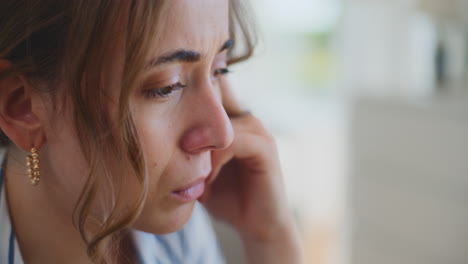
left=0, top=61, right=45, bottom=152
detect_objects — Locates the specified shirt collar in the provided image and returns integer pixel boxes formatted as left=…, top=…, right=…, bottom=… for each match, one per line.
left=0, top=162, right=24, bottom=264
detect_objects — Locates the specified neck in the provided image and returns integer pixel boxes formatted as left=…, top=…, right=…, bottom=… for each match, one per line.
left=4, top=148, right=137, bottom=264
left=4, top=147, right=137, bottom=264
left=5, top=147, right=93, bottom=264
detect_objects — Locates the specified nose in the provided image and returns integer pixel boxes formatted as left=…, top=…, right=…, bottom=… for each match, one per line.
left=180, top=84, right=234, bottom=154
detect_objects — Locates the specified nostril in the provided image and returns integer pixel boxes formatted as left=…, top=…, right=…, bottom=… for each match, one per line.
left=180, top=97, right=234, bottom=153
left=180, top=123, right=231, bottom=153
left=180, top=127, right=206, bottom=153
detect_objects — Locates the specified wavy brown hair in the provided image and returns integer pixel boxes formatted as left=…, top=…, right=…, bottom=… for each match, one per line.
left=0, top=0, right=256, bottom=263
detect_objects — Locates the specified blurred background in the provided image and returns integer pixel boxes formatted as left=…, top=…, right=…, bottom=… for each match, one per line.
left=213, top=0, right=468, bottom=263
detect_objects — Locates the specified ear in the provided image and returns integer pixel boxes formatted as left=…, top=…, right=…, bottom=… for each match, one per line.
left=0, top=60, right=46, bottom=152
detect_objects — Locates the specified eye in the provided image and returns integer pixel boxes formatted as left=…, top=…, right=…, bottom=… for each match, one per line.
left=142, top=81, right=186, bottom=99
left=212, top=67, right=231, bottom=80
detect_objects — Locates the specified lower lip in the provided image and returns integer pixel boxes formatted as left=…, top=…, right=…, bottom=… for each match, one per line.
left=171, top=181, right=206, bottom=202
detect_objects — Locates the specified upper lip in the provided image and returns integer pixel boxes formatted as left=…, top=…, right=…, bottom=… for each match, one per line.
left=173, top=174, right=209, bottom=193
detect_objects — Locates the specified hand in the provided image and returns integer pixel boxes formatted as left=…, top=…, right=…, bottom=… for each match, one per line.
left=199, top=112, right=288, bottom=239
left=198, top=79, right=303, bottom=263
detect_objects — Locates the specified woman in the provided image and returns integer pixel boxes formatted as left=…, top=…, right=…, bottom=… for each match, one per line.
left=0, top=0, right=303, bottom=263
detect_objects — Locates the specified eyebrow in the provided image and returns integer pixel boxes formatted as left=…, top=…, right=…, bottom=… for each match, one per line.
left=147, top=39, right=233, bottom=68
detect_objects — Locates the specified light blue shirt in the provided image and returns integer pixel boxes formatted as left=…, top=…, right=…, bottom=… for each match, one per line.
left=0, top=158, right=224, bottom=264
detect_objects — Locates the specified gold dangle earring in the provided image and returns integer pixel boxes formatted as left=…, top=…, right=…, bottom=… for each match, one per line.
left=26, top=147, right=40, bottom=186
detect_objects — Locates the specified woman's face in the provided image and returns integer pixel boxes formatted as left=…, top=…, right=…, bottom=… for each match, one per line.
left=130, top=0, right=233, bottom=233
left=39, top=0, right=233, bottom=234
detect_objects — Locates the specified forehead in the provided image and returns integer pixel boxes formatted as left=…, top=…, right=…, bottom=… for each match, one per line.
left=154, top=0, right=230, bottom=56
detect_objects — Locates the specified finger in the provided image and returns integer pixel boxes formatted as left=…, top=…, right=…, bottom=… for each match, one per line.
left=220, top=78, right=245, bottom=117
left=200, top=114, right=274, bottom=202
left=229, top=115, right=276, bottom=160
left=199, top=147, right=234, bottom=202
left=209, top=150, right=234, bottom=184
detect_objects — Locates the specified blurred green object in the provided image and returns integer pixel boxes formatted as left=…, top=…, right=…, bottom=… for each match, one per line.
left=299, top=31, right=337, bottom=92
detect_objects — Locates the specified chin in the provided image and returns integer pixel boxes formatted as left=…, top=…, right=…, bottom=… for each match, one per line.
left=132, top=201, right=196, bottom=235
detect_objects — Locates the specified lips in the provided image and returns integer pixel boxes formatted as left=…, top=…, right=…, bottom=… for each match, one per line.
left=171, top=177, right=206, bottom=202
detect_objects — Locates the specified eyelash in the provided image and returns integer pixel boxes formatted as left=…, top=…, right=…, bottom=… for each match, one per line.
left=213, top=67, right=231, bottom=77
left=143, top=67, right=231, bottom=99
left=143, top=82, right=187, bottom=99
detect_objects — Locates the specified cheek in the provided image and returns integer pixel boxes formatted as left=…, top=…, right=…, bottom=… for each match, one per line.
left=39, top=117, right=90, bottom=214
left=135, top=109, right=179, bottom=186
